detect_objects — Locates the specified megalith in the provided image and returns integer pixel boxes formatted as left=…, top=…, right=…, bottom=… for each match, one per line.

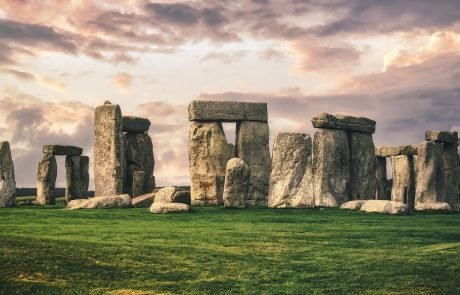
left=36, top=153, right=57, bottom=205
left=65, top=156, right=83, bottom=202
left=391, top=155, right=416, bottom=209
left=268, top=133, right=314, bottom=208
left=132, top=170, right=145, bottom=198
left=80, top=156, right=89, bottom=198
left=223, top=158, right=250, bottom=208
left=125, top=130, right=155, bottom=195
left=0, top=142, right=16, bottom=207
left=375, top=157, right=388, bottom=200
left=415, top=141, right=445, bottom=204
left=349, top=132, right=376, bottom=200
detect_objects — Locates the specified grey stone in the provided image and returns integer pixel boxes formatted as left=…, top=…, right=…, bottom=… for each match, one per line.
left=375, top=145, right=418, bottom=157
left=36, top=153, right=57, bottom=205
left=65, top=156, right=83, bottom=202
left=340, top=200, right=367, bottom=210
left=375, top=157, right=389, bottom=200
left=148, top=175, right=156, bottom=192
left=125, top=133, right=154, bottom=195
left=312, top=113, right=376, bottom=134
left=188, top=100, right=268, bottom=122
left=415, top=141, right=445, bottom=204
left=415, top=202, right=452, bottom=211
left=132, top=170, right=145, bottom=197
left=360, top=200, right=408, bottom=215
left=150, top=202, right=190, bottom=214
left=0, top=142, right=15, bottom=207
left=173, top=190, right=191, bottom=205
left=391, top=155, right=416, bottom=209
left=223, top=158, right=250, bottom=208
left=349, top=132, right=376, bottom=200
left=313, top=129, right=350, bottom=207
left=154, top=186, right=177, bottom=203
left=268, top=133, right=314, bottom=208
left=123, top=116, right=151, bottom=133
left=189, top=121, right=233, bottom=205
left=80, top=156, right=89, bottom=198
left=443, top=142, right=459, bottom=206
left=236, top=121, right=270, bottom=205
left=43, top=145, right=83, bottom=156
left=94, top=102, right=125, bottom=196
left=425, top=130, right=458, bottom=144
left=132, top=192, right=156, bottom=208
left=67, top=194, right=132, bottom=209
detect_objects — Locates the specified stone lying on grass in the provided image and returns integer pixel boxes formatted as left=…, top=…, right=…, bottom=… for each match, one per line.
left=154, top=187, right=191, bottom=204
left=414, top=202, right=452, bottom=212
left=132, top=192, right=156, bottom=208
left=150, top=202, right=190, bottom=214
left=340, top=200, right=367, bottom=210
left=360, top=200, right=407, bottom=215
left=67, top=194, right=131, bottom=209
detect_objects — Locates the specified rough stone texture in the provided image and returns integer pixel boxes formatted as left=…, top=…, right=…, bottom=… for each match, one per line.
left=313, top=129, right=350, bottom=207
left=154, top=186, right=177, bottom=203
left=43, top=145, right=83, bottom=156
left=223, top=158, right=250, bottom=208
left=132, top=192, right=156, bottom=208
left=340, top=200, right=367, bottom=210
left=236, top=121, right=270, bottom=205
left=67, top=194, right=132, bottom=209
left=0, top=142, right=15, bottom=207
left=173, top=190, right=191, bottom=205
left=312, top=113, right=376, bottom=134
left=80, top=156, right=89, bottom=198
left=360, top=200, right=408, bottom=215
left=375, top=145, right=418, bottom=157
left=375, top=157, right=389, bottom=200
left=148, top=175, right=156, bottom=192
left=268, top=133, right=314, bottom=208
left=65, top=156, right=83, bottom=202
left=132, top=170, right=145, bottom=197
left=150, top=202, right=190, bottom=214
left=36, top=153, right=57, bottom=205
left=425, top=130, right=458, bottom=144
left=123, top=116, right=151, bottom=133
left=415, top=141, right=445, bottom=204
left=125, top=133, right=154, bottom=195
left=443, top=142, right=459, bottom=206
left=349, top=132, right=376, bottom=200
left=391, top=155, right=416, bottom=209
left=94, top=102, right=125, bottom=196
left=415, top=202, right=452, bottom=211
left=188, top=100, right=268, bottom=122
left=189, top=121, right=233, bottom=205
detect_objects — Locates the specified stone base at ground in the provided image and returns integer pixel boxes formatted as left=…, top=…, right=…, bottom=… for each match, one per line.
left=414, top=202, right=452, bottom=211
left=340, top=200, right=367, bottom=210
left=132, top=192, right=156, bottom=208
left=67, top=194, right=132, bottom=209
left=150, top=202, right=190, bottom=214
left=223, top=158, right=250, bottom=208
left=360, top=200, right=407, bottom=215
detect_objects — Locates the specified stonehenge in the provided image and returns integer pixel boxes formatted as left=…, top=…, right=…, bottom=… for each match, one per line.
left=0, top=142, right=16, bottom=207
left=223, top=158, right=250, bottom=208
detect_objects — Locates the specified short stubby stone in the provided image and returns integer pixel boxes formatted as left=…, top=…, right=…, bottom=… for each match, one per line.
left=132, top=192, right=156, bottom=208
left=154, top=186, right=177, bottom=203
left=312, top=113, right=376, bottom=134
left=415, top=141, right=445, bottom=204
left=36, top=153, right=57, bottom=205
left=0, top=142, right=16, bottom=207
left=65, top=155, right=84, bottom=202
left=268, top=133, right=314, bottom=208
left=125, top=133, right=154, bottom=195
left=43, top=145, right=83, bottom=156
left=132, top=170, right=145, bottom=197
left=150, top=202, right=190, bottom=214
left=188, top=100, right=268, bottom=122
left=375, top=157, right=389, bottom=200
left=375, top=145, right=418, bottom=157
left=67, top=194, right=132, bottom=209
left=349, top=132, right=376, bottom=201
left=340, top=200, right=367, bottom=210
left=415, top=202, right=452, bottom=212
left=123, top=116, right=151, bottom=133
left=360, top=200, right=408, bottom=215
left=391, top=155, right=416, bottom=209
left=425, top=130, right=458, bottom=144
left=223, top=158, right=250, bottom=208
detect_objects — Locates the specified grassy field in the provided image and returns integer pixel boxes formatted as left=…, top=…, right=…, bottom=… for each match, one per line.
left=0, top=205, right=458, bottom=294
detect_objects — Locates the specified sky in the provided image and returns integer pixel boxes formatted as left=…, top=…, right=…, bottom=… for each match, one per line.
left=0, top=0, right=459, bottom=188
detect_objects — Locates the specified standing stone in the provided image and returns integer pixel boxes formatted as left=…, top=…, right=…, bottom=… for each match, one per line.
left=94, top=101, right=125, bottom=196
left=223, top=158, right=250, bottom=208
left=391, top=155, right=416, bottom=209
left=349, top=132, right=376, bottom=200
left=313, top=129, right=350, bottom=207
left=189, top=121, right=233, bottom=205
left=415, top=141, right=445, bottom=204
left=236, top=121, right=270, bottom=205
left=148, top=175, right=156, bottom=192
left=125, top=133, right=154, bottom=195
left=443, top=142, right=459, bottom=206
left=268, top=133, right=314, bottom=208
left=132, top=170, right=145, bottom=198
left=0, top=142, right=15, bottom=207
left=375, top=157, right=388, bottom=200
left=80, top=156, right=89, bottom=198
left=65, top=156, right=83, bottom=202
left=36, top=153, right=57, bottom=205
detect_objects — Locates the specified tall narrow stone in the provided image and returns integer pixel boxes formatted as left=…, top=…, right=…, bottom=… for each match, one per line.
left=268, top=133, right=314, bottom=208
left=189, top=121, right=233, bottom=205
left=391, top=155, right=416, bottom=209
left=375, top=157, right=388, bottom=200
left=125, top=133, right=154, bottom=195
left=36, top=153, right=57, bottom=205
left=313, top=129, right=350, bottom=207
left=65, top=155, right=83, bottom=202
left=415, top=141, right=445, bottom=204
left=236, top=121, right=270, bottom=205
left=443, top=142, right=459, bottom=206
left=0, top=142, right=15, bottom=207
left=80, top=156, right=89, bottom=198
left=132, top=170, right=145, bottom=198
left=349, top=132, right=376, bottom=200
left=94, top=101, right=125, bottom=196
left=223, top=158, right=250, bottom=208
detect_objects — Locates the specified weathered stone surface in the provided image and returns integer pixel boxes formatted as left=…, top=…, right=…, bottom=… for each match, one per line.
left=173, top=190, right=191, bottom=205
left=67, top=194, right=132, bottom=209
left=0, top=142, right=15, bottom=207
left=148, top=175, right=156, bottom=192
left=132, top=192, right=156, bottom=208
left=425, top=130, right=458, bottom=144
left=236, top=121, right=270, bottom=205
left=443, top=143, right=459, bottom=206
left=312, top=113, right=376, bottom=134
left=188, top=100, right=268, bottom=122
left=125, top=133, right=154, bottom=195
left=313, top=129, right=350, bottom=207
left=43, top=145, right=83, bottom=156
left=415, top=202, right=452, bottom=211
left=391, top=155, right=416, bottom=209
left=189, top=121, right=233, bottom=205
left=340, top=200, right=367, bottom=210
left=375, top=157, right=389, bottom=200
left=223, top=158, right=250, bottom=208
left=94, top=102, right=125, bottom=196
left=123, top=116, right=151, bottom=133
left=80, top=156, right=89, bottom=198
left=415, top=141, right=445, bottom=204
left=154, top=186, right=177, bottom=203
left=36, top=153, right=56, bottom=205
left=360, top=200, right=408, bottom=215
left=65, top=156, right=83, bottom=202
left=349, top=132, right=376, bottom=200
left=375, top=145, right=418, bottom=157
left=150, top=202, right=190, bottom=214
left=268, top=133, right=314, bottom=208
left=132, top=170, right=145, bottom=197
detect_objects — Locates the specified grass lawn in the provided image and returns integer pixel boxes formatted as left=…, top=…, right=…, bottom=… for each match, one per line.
left=0, top=205, right=458, bottom=294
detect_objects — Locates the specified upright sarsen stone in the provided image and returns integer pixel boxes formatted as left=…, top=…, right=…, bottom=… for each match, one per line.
left=443, top=142, right=459, bottom=206
left=65, top=156, right=83, bottom=202
left=391, top=155, right=416, bottom=209
left=132, top=170, right=145, bottom=198
left=415, top=141, right=445, bottom=204
left=125, top=133, right=154, bottom=195
left=36, top=153, right=57, bottom=205
left=0, top=142, right=15, bottom=207
left=375, top=157, right=388, bottom=200
left=349, top=132, right=376, bottom=200
left=223, top=158, right=250, bottom=208
left=80, top=156, right=89, bottom=198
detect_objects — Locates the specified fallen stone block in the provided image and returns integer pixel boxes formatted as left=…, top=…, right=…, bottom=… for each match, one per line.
left=188, top=100, right=268, bottom=122
left=340, top=200, right=367, bottom=210
left=360, top=200, right=408, bottom=215
left=67, top=194, right=132, bottom=209
left=312, top=112, right=376, bottom=134
left=132, top=192, right=156, bottom=208
left=375, top=145, right=418, bottom=157
left=123, top=116, right=151, bottom=133
left=43, top=145, right=83, bottom=156
left=414, top=202, right=452, bottom=212
left=425, top=131, right=458, bottom=144
left=150, top=202, right=190, bottom=214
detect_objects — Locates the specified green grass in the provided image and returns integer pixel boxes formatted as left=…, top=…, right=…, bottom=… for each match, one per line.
left=0, top=206, right=458, bottom=294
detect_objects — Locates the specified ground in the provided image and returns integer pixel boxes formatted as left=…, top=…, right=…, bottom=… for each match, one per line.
left=0, top=204, right=459, bottom=294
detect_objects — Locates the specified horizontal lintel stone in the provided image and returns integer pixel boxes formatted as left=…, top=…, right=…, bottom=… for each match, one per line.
left=123, top=116, right=151, bottom=133
left=375, top=145, right=418, bottom=157
left=311, top=112, right=376, bottom=134
left=425, top=130, right=458, bottom=144
left=43, top=145, right=83, bottom=156
left=188, top=100, right=268, bottom=122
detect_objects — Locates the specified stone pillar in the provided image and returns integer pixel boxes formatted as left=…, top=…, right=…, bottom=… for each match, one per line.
left=375, top=157, right=388, bottom=200
left=0, top=142, right=16, bottom=207
left=443, top=142, right=459, bottom=206
left=80, top=156, right=89, bottom=198
left=415, top=141, right=445, bottom=204
left=223, top=158, right=250, bottom=208
left=268, top=132, right=313, bottom=208
left=236, top=121, right=270, bottom=206
left=391, top=155, right=415, bottom=209
left=125, top=133, right=154, bottom=195
left=65, top=155, right=83, bottom=202
left=132, top=170, right=145, bottom=198
left=36, top=154, right=57, bottom=205
left=189, top=121, right=233, bottom=205
left=349, top=132, right=376, bottom=200
left=94, top=101, right=125, bottom=196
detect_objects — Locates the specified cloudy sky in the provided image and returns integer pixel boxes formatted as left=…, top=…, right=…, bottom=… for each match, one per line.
left=1, top=0, right=459, bottom=188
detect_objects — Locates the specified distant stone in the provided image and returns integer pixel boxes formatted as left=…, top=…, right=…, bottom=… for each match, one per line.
left=415, top=141, right=445, bottom=204
left=415, top=202, right=452, bottom=212
left=132, top=192, right=156, bottom=208
left=312, top=112, right=376, bottom=134
left=43, top=145, right=82, bottom=156
left=80, top=156, right=89, bottom=198
left=65, top=155, right=83, bottom=202
left=442, top=142, right=459, bottom=207
left=391, top=155, right=416, bottom=209
left=154, top=186, right=177, bottom=203
left=67, top=194, right=132, bottom=209
left=223, top=158, right=250, bottom=208
left=188, top=100, right=268, bottom=122
left=340, top=200, right=367, bottom=210
left=148, top=175, right=156, bottom=192
left=375, top=145, right=418, bottom=157
left=375, top=157, right=389, bottom=200
left=425, top=130, right=458, bottom=144
left=36, top=153, right=57, bottom=205
left=349, top=132, right=376, bottom=201
left=150, top=202, right=190, bottom=214
left=360, top=200, right=408, bottom=215
left=132, top=170, right=145, bottom=197
left=173, top=190, right=191, bottom=205
left=0, top=142, right=16, bottom=207
left=123, top=116, right=151, bottom=133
